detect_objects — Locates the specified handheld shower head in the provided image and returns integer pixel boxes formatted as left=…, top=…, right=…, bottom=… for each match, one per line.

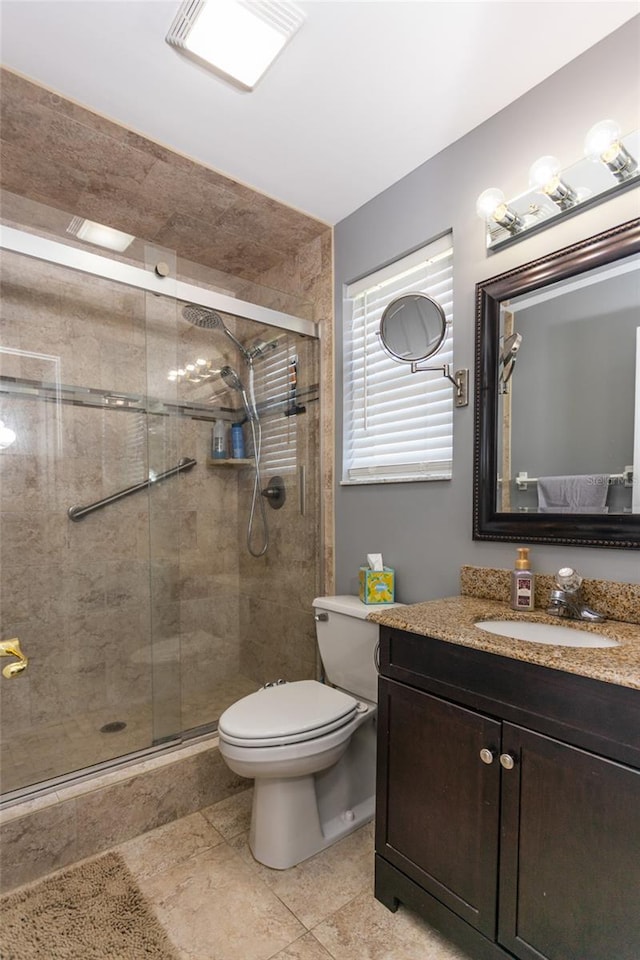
left=220, top=366, right=257, bottom=421
left=500, top=332, right=522, bottom=388
left=220, top=365, right=244, bottom=392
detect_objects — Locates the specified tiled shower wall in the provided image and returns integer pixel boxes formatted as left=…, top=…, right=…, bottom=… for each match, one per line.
left=0, top=68, right=332, bottom=795
left=0, top=66, right=334, bottom=595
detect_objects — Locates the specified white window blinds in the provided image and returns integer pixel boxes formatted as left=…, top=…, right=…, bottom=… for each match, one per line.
left=251, top=336, right=297, bottom=474
left=342, top=235, right=454, bottom=484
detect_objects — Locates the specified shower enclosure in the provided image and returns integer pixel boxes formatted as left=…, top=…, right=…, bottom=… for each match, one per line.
left=0, top=195, right=320, bottom=801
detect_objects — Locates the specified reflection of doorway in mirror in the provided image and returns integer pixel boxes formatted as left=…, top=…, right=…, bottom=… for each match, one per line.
left=501, top=309, right=514, bottom=511
left=634, top=328, right=639, bottom=514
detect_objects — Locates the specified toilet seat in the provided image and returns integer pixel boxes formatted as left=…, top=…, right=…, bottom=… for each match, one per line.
left=218, top=679, right=358, bottom=747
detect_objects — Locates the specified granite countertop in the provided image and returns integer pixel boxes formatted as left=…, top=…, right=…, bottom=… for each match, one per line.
left=367, top=596, right=640, bottom=691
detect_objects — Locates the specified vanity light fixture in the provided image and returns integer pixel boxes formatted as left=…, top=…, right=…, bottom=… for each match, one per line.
left=584, top=119, right=638, bottom=183
left=528, top=156, right=577, bottom=210
left=165, top=0, right=305, bottom=91
left=477, top=121, right=639, bottom=252
left=475, top=188, right=523, bottom=234
left=67, top=216, right=135, bottom=253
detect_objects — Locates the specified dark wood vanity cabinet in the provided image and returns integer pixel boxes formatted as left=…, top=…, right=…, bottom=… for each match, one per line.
left=375, top=628, right=640, bottom=960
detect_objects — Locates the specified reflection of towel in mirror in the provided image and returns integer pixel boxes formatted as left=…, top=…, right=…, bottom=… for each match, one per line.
left=537, top=475, right=610, bottom=513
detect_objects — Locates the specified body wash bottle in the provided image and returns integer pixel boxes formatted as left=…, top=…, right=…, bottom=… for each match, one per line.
left=511, top=547, right=534, bottom=610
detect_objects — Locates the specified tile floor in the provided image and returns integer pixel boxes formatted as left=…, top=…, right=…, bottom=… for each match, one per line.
left=110, top=788, right=473, bottom=960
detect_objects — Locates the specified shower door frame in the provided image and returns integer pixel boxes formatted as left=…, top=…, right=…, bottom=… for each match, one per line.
left=0, top=225, right=319, bottom=341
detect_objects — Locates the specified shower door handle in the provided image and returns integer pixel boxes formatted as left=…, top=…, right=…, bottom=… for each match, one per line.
left=298, top=465, right=306, bottom=516
left=0, top=638, right=28, bottom=678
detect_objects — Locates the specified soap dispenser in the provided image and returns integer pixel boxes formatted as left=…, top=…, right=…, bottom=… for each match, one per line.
left=511, top=547, right=534, bottom=610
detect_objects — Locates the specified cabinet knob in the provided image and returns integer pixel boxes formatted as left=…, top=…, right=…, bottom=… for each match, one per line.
left=480, top=748, right=496, bottom=765
left=499, top=753, right=516, bottom=770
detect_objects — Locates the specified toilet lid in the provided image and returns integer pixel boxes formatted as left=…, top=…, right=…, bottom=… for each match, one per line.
left=218, top=680, right=358, bottom=746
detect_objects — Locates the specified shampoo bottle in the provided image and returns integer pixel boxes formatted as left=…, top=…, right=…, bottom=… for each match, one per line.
left=212, top=420, right=227, bottom=460
left=231, top=422, right=246, bottom=459
left=511, top=547, right=534, bottom=611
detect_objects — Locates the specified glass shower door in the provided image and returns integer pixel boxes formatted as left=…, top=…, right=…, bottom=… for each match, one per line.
left=0, top=243, right=171, bottom=797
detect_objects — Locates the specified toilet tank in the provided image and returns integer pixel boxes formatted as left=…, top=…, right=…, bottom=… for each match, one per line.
left=313, top=595, right=401, bottom=703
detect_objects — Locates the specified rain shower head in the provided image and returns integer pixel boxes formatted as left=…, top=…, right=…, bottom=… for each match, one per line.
left=182, top=305, right=224, bottom=330
left=182, top=303, right=251, bottom=360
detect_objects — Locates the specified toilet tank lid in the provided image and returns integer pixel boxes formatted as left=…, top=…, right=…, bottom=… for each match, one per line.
left=312, top=595, right=403, bottom=620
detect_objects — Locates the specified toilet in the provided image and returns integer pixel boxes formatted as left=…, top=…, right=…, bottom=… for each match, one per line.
left=217, top=595, right=401, bottom=870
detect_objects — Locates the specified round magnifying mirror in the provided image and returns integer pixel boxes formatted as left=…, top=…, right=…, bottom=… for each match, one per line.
left=379, top=293, right=447, bottom=364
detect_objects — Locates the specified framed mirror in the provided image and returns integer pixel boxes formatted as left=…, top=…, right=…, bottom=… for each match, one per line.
left=379, top=293, right=447, bottom=364
left=473, top=217, right=640, bottom=549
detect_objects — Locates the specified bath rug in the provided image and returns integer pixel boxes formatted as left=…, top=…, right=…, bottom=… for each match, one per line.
left=0, top=850, right=181, bottom=960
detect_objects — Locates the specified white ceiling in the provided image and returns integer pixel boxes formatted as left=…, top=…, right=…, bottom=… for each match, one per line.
left=0, top=1, right=637, bottom=225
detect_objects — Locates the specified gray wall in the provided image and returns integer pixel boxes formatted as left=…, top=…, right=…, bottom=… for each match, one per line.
left=334, top=18, right=640, bottom=601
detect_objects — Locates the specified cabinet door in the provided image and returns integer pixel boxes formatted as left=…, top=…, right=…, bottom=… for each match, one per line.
left=499, top=723, right=640, bottom=960
left=376, top=678, right=502, bottom=937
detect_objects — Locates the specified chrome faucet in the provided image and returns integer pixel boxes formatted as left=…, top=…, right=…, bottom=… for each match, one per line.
left=547, top=567, right=604, bottom=623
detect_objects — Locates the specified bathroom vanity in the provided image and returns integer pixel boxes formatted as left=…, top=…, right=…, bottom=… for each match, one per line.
left=370, top=597, right=640, bottom=960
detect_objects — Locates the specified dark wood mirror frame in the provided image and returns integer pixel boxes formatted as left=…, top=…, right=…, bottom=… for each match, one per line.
left=473, top=217, right=640, bottom=549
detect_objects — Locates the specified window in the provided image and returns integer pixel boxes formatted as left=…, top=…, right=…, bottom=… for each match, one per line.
left=251, top=335, right=298, bottom=475
left=342, top=234, right=454, bottom=484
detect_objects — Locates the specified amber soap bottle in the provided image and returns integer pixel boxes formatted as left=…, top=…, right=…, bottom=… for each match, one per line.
left=511, top=547, right=534, bottom=611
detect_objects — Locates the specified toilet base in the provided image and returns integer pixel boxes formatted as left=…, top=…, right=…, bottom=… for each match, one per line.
left=249, top=716, right=377, bottom=870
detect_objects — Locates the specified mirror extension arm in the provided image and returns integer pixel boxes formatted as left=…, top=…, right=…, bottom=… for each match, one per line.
left=409, top=361, right=469, bottom=407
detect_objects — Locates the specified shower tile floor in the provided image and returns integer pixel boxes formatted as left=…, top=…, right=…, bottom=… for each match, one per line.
left=0, top=673, right=258, bottom=796
left=111, top=788, right=473, bottom=960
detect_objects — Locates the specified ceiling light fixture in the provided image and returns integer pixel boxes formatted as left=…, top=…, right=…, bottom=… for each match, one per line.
left=67, top=216, right=135, bottom=252
left=166, top=0, right=305, bottom=91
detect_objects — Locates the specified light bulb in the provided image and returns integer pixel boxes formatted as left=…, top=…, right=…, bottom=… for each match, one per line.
left=529, top=155, right=561, bottom=190
left=584, top=118, right=637, bottom=182
left=476, top=188, right=505, bottom=220
left=476, top=187, right=523, bottom=233
left=584, top=119, right=621, bottom=160
left=529, top=155, right=577, bottom=209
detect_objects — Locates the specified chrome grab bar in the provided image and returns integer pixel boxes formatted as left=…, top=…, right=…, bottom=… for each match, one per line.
left=68, top=457, right=197, bottom=521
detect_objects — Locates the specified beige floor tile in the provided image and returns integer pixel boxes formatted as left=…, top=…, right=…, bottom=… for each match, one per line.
left=312, top=886, right=473, bottom=960
left=137, top=842, right=306, bottom=960
left=118, top=811, right=224, bottom=879
left=228, top=821, right=375, bottom=929
left=201, top=786, right=253, bottom=840
left=271, top=932, right=336, bottom=959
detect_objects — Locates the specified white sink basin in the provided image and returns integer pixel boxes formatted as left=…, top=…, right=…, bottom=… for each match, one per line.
left=475, top=620, right=619, bottom=648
